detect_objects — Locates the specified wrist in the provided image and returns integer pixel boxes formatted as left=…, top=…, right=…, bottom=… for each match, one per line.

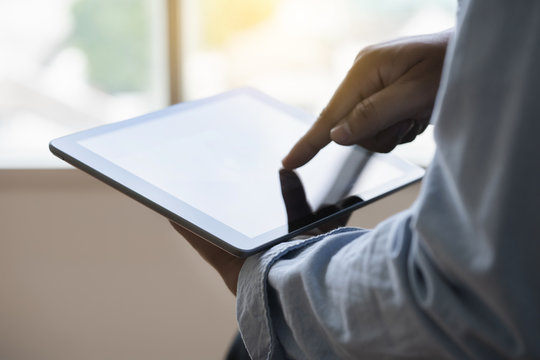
left=217, top=257, right=245, bottom=296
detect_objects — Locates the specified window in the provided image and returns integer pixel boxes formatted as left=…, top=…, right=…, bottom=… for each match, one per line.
left=0, top=0, right=167, bottom=167
left=1, top=0, right=456, bottom=168
left=181, top=0, right=456, bottom=110
left=180, top=0, right=457, bottom=166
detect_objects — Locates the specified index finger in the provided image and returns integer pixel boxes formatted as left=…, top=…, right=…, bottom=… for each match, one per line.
left=282, top=62, right=380, bottom=169
left=281, top=120, right=332, bottom=170
left=281, top=91, right=358, bottom=169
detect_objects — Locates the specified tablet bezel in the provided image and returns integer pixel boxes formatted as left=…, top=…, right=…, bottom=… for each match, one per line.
left=50, top=88, right=424, bottom=257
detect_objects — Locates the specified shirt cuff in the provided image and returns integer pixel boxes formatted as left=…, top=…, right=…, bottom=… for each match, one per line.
left=236, top=227, right=360, bottom=360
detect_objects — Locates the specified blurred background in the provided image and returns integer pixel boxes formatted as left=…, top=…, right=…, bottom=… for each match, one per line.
left=0, top=0, right=456, bottom=168
left=0, top=1, right=456, bottom=359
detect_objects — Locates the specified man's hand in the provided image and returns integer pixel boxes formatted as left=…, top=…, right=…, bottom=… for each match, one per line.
left=282, top=30, right=452, bottom=170
left=170, top=221, right=245, bottom=296
left=171, top=30, right=452, bottom=294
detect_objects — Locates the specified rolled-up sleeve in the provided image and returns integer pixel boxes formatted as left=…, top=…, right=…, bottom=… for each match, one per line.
left=236, top=0, right=540, bottom=358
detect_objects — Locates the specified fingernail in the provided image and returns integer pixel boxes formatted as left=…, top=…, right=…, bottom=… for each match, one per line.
left=330, top=122, right=352, bottom=143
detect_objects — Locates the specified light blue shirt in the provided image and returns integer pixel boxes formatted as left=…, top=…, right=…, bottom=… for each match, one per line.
left=237, top=1, right=540, bottom=358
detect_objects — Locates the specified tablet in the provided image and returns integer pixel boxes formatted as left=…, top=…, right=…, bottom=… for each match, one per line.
left=50, top=88, right=424, bottom=257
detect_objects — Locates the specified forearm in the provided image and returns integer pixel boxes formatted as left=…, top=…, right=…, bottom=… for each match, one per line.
left=238, top=214, right=463, bottom=359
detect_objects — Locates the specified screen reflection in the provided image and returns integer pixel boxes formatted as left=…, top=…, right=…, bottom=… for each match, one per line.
left=280, top=147, right=371, bottom=232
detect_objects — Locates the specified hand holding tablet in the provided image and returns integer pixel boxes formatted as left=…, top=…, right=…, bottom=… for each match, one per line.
left=50, top=88, right=423, bottom=257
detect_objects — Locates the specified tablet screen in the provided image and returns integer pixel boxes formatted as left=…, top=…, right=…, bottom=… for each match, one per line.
left=78, top=92, right=406, bottom=239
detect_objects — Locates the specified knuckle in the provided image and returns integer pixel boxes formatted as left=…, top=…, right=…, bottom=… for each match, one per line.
left=355, top=47, right=369, bottom=62
left=355, top=44, right=378, bottom=60
left=353, top=45, right=383, bottom=71
left=362, top=97, right=377, bottom=116
left=350, top=98, right=377, bottom=134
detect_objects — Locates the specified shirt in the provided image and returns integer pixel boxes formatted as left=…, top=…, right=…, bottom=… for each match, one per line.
left=236, top=1, right=540, bottom=358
